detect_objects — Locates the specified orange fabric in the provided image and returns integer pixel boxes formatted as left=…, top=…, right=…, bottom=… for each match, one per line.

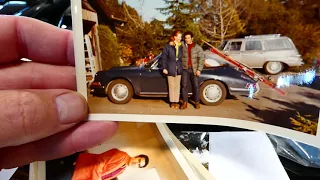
left=72, top=149, right=131, bottom=180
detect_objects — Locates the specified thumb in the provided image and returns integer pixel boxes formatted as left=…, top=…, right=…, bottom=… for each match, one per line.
left=0, top=89, right=88, bottom=148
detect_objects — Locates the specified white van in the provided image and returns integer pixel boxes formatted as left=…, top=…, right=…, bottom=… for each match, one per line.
left=211, top=34, right=304, bottom=74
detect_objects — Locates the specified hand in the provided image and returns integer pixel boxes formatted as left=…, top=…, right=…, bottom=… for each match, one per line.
left=163, top=69, right=168, bottom=74
left=0, top=16, right=118, bottom=169
left=196, top=70, right=201, bottom=76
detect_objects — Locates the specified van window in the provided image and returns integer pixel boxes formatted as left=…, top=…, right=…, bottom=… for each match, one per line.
left=228, top=41, right=242, bottom=51
left=264, top=39, right=293, bottom=50
left=245, top=41, right=262, bottom=51
left=218, top=40, right=227, bottom=50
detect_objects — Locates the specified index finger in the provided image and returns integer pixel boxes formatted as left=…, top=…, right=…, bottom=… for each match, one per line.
left=0, top=15, right=75, bottom=65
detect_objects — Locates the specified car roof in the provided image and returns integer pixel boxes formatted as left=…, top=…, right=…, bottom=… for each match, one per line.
left=224, top=36, right=290, bottom=41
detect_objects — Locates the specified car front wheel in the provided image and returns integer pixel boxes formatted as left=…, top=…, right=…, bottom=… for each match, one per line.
left=107, top=79, right=133, bottom=104
left=200, top=80, right=227, bottom=106
left=264, top=61, right=284, bottom=75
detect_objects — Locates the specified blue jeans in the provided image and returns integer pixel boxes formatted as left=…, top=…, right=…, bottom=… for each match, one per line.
left=182, top=68, right=200, bottom=103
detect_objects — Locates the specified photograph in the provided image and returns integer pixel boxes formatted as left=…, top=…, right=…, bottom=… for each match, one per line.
left=34, top=122, right=197, bottom=180
left=0, top=165, right=30, bottom=180
left=170, top=130, right=210, bottom=170
left=165, top=125, right=291, bottom=180
left=160, top=124, right=215, bottom=180
left=71, top=0, right=320, bottom=146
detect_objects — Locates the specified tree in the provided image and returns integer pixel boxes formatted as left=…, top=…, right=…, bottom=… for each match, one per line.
left=119, top=43, right=133, bottom=66
left=195, top=0, right=245, bottom=45
left=158, top=0, right=197, bottom=30
left=114, top=2, right=168, bottom=62
left=98, top=25, right=121, bottom=70
left=290, top=112, right=318, bottom=135
left=237, top=0, right=320, bottom=65
left=103, top=0, right=124, bottom=18
left=146, top=19, right=169, bottom=55
left=157, top=0, right=205, bottom=44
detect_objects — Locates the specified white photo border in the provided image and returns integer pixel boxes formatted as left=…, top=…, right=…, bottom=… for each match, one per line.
left=71, top=0, right=320, bottom=148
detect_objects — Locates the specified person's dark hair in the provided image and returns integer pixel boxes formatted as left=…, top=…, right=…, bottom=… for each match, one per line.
left=137, top=154, right=149, bottom=168
left=184, top=31, right=194, bottom=38
left=171, top=30, right=182, bottom=38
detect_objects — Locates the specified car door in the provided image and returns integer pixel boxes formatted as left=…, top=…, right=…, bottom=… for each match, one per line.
left=139, top=59, right=168, bottom=94
left=224, top=40, right=243, bottom=63
left=240, top=40, right=265, bottom=68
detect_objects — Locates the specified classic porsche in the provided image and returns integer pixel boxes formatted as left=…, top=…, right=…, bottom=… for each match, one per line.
left=89, top=52, right=260, bottom=106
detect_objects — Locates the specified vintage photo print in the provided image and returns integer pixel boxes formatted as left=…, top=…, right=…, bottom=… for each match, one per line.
left=33, top=122, right=199, bottom=180
left=71, top=0, right=320, bottom=147
left=164, top=125, right=291, bottom=180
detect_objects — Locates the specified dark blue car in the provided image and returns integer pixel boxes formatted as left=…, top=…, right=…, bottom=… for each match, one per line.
left=89, top=53, right=260, bottom=106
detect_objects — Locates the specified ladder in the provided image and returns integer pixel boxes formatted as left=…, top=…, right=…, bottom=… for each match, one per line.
left=84, top=35, right=96, bottom=85
left=202, top=40, right=287, bottom=96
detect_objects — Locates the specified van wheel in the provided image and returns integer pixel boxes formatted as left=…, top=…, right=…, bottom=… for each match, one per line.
left=200, top=80, right=227, bottom=106
left=264, top=61, right=284, bottom=75
left=107, top=79, right=133, bottom=104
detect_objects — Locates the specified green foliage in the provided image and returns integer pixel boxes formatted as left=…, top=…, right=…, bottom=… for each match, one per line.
left=119, top=43, right=133, bottom=66
left=98, top=25, right=121, bottom=70
left=157, top=0, right=198, bottom=28
left=97, top=0, right=320, bottom=67
left=115, top=2, right=169, bottom=61
left=237, top=0, right=320, bottom=65
left=158, top=0, right=205, bottom=44
left=203, top=162, right=209, bottom=170
left=286, top=23, right=320, bottom=65
left=290, top=112, right=318, bottom=135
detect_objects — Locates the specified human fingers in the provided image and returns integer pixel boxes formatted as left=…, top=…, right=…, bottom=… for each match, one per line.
left=0, top=121, right=118, bottom=169
left=0, top=89, right=88, bottom=148
left=0, top=15, right=74, bottom=65
left=0, top=62, right=76, bottom=90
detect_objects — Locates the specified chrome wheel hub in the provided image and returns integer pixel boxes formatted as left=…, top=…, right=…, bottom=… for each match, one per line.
left=111, top=84, right=129, bottom=101
left=203, top=84, right=222, bottom=103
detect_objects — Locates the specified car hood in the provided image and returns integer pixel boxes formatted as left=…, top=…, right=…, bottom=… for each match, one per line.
left=204, top=50, right=230, bottom=64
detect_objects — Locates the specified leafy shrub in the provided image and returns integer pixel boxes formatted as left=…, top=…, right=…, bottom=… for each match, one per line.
left=290, top=112, right=318, bottom=135
left=98, top=25, right=121, bottom=70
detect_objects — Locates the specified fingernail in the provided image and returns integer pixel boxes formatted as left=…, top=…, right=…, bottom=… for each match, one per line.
left=56, top=92, right=87, bottom=124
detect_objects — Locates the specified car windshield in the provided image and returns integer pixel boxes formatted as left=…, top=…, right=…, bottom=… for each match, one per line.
left=218, top=41, right=227, bottom=50
left=144, top=54, right=161, bottom=68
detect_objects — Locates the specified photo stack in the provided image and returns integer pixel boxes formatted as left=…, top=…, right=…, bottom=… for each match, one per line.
left=0, top=0, right=318, bottom=179
left=74, top=0, right=320, bottom=147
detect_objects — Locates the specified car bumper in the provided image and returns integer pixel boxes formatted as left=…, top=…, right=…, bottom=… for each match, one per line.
left=286, top=61, right=304, bottom=67
left=89, top=83, right=106, bottom=94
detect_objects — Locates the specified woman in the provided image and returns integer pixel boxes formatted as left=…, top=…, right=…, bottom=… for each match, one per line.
left=161, top=30, right=183, bottom=108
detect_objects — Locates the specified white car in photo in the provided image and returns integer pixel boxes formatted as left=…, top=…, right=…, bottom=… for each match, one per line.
left=209, top=34, right=304, bottom=75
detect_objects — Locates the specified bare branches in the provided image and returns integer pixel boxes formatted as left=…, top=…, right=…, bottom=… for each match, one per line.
left=196, top=0, right=245, bottom=43
left=122, top=2, right=144, bottom=29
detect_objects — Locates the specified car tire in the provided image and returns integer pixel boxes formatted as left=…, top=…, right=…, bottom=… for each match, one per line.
left=107, top=79, right=133, bottom=104
left=200, top=80, right=227, bottom=106
left=264, top=61, right=284, bottom=75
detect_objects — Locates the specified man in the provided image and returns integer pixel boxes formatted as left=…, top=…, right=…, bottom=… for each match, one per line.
left=180, top=31, right=205, bottom=109
left=72, top=148, right=149, bottom=180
